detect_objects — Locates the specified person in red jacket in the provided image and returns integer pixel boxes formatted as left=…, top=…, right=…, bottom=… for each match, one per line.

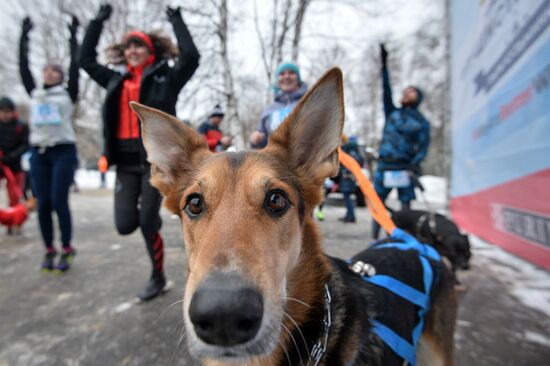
left=80, top=4, right=200, bottom=301
left=198, top=105, right=232, bottom=152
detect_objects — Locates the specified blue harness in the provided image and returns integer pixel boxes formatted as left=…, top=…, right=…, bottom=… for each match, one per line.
left=353, top=228, right=441, bottom=366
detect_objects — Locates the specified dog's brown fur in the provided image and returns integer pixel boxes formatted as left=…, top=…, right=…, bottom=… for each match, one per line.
left=131, top=68, right=456, bottom=366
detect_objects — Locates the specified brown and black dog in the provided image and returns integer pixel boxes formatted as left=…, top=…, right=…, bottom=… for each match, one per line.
left=131, top=68, right=457, bottom=366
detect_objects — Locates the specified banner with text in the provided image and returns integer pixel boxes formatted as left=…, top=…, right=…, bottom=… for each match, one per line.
left=450, top=0, right=550, bottom=269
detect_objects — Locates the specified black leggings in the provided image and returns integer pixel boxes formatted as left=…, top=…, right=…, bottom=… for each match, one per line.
left=115, top=168, right=164, bottom=277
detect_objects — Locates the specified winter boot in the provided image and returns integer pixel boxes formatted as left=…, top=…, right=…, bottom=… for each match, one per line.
left=137, top=273, right=168, bottom=301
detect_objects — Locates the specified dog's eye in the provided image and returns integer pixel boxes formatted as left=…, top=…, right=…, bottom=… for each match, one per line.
left=264, top=190, right=290, bottom=217
left=185, top=194, right=204, bottom=218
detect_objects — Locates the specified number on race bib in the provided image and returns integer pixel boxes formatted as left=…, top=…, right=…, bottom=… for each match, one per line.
left=31, top=103, right=62, bottom=126
left=383, top=170, right=411, bottom=188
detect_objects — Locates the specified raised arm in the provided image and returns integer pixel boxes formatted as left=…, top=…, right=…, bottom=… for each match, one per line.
left=67, top=16, right=80, bottom=103
left=19, top=17, right=36, bottom=96
left=380, top=44, right=396, bottom=117
left=166, top=6, right=200, bottom=93
left=79, top=4, right=117, bottom=88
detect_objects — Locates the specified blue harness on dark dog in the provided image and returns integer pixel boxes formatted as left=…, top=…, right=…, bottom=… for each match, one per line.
left=352, top=228, right=441, bottom=366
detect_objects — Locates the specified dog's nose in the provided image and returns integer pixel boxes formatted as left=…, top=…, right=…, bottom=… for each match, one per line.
left=189, top=272, right=264, bottom=346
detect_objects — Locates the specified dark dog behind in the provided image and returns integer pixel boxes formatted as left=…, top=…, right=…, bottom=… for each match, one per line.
left=391, top=209, right=472, bottom=272
left=131, top=68, right=457, bottom=366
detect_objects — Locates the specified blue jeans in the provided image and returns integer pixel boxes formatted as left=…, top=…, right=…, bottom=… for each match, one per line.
left=373, top=168, right=416, bottom=203
left=30, top=144, right=78, bottom=249
left=343, top=192, right=355, bottom=221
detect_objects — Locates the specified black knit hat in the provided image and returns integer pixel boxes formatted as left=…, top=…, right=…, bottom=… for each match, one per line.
left=209, top=104, right=225, bottom=118
left=0, top=97, right=15, bottom=111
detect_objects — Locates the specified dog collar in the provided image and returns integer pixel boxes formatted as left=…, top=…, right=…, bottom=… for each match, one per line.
left=308, top=284, right=332, bottom=366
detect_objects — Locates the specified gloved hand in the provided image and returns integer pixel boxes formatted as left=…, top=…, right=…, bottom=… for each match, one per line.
left=22, top=17, right=33, bottom=34
left=408, top=164, right=422, bottom=176
left=166, top=5, right=182, bottom=20
left=68, top=15, right=79, bottom=35
left=380, top=43, right=388, bottom=66
left=96, top=4, right=113, bottom=22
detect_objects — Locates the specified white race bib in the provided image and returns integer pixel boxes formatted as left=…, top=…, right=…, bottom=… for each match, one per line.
left=383, top=170, right=411, bottom=188
left=30, top=103, right=62, bottom=126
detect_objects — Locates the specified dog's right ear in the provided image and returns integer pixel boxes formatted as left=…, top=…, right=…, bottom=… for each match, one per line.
left=130, top=102, right=210, bottom=199
left=268, top=67, right=345, bottom=182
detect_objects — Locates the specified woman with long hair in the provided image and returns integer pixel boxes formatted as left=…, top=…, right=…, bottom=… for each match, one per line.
left=19, top=15, right=80, bottom=272
left=80, top=4, right=200, bottom=301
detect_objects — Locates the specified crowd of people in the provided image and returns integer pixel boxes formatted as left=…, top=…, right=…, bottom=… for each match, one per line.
left=0, top=4, right=430, bottom=302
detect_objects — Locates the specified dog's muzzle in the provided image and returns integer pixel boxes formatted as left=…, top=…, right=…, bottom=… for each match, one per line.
left=189, top=272, right=264, bottom=347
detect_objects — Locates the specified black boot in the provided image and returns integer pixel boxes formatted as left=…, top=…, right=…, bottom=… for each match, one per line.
left=137, top=274, right=168, bottom=301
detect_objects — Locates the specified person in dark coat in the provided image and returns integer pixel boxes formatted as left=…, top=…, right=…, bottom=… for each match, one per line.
left=372, top=44, right=430, bottom=239
left=80, top=4, right=200, bottom=301
left=339, top=136, right=364, bottom=223
left=0, top=97, right=29, bottom=211
left=197, top=105, right=232, bottom=152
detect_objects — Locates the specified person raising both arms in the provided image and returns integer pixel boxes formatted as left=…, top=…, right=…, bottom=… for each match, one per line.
left=80, top=4, right=200, bottom=301
left=19, top=15, right=80, bottom=272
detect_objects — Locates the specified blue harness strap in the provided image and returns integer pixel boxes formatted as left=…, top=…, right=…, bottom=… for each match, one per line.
left=355, top=228, right=440, bottom=366
left=371, top=320, right=416, bottom=365
left=366, top=275, right=428, bottom=309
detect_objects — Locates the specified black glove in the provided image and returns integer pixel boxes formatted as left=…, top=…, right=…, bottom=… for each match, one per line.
left=96, top=4, right=113, bottom=22
left=22, top=17, right=33, bottom=34
left=380, top=43, right=388, bottom=66
left=166, top=6, right=181, bottom=20
left=68, top=15, right=79, bottom=34
left=408, top=164, right=422, bottom=176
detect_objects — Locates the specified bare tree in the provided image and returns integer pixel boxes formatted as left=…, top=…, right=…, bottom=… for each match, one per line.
left=291, top=0, right=312, bottom=61
left=253, top=0, right=314, bottom=83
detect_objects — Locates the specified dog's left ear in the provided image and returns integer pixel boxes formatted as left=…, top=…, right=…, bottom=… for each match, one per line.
left=130, top=102, right=210, bottom=198
left=268, top=67, right=345, bottom=180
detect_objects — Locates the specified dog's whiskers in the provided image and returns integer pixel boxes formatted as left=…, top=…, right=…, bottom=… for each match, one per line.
left=178, top=319, right=187, bottom=347
left=281, top=322, right=304, bottom=365
left=168, top=317, right=187, bottom=366
left=156, top=299, right=184, bottom=322
left=283, top=311, right=310, bottom=357
left=284, top=296, right=311, bottom=308
left=277, top=336, right=292, bottom=366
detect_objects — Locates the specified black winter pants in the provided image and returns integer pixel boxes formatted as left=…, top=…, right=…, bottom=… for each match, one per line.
left=115, top=168, right=164, bottom=278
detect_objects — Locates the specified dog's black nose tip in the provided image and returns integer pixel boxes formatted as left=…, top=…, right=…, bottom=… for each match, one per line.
left=189, top=273, right=263, bottom=346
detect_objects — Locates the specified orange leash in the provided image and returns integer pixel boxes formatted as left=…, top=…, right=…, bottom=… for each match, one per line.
left=338, top=148, right=396, bottom=234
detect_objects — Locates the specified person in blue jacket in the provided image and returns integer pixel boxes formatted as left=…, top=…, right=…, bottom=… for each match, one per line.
left=372, top=44, right=430, bottom=239
left=249, top=62, right=307, bottom=148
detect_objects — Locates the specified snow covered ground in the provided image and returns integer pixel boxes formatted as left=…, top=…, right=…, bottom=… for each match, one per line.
left=470, top=236, right=550, bottom=318
left=74, top=169, right=116, bottom=190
